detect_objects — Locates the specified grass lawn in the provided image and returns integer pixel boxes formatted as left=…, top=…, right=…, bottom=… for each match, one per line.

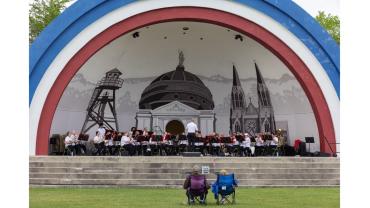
left=30, top=187, right=339, bottom=208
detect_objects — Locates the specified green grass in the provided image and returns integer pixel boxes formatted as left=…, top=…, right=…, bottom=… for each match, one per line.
left=30, top=187, right=339, bottom=208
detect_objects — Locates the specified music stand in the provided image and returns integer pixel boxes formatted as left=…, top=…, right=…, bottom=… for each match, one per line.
left=179, top=135, right=187, bottom=140
left=221, top=137, right=232, bottom=144
left=154, top=135, right=162, bottom=142
left=236, top=135, right=244, bottom=143
left=250, top=137, right=256, bottom=143
left=305, top=137, right=314, bottom=153
left=114, top=134, right=122, bottom=142
left=136, top=135, right=147, bottom=143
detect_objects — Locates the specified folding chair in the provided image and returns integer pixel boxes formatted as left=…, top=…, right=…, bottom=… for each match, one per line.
left=186, top=175, right=208, bottom=205
left=212, top=173, right=238, bottom=205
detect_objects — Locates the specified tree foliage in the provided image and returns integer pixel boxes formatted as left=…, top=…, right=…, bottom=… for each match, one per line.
left=315, top=11, right=340, bottom=44
left=29, top=0, right=71, bottom=44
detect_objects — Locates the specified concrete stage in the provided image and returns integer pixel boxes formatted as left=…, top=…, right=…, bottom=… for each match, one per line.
left=30, top=156, right=339, bottom=188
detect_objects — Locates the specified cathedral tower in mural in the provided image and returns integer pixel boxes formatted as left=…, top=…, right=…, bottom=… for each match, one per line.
left=255, top=62, right=276, bottom=133
left=230, top=63, right=276, bottom=135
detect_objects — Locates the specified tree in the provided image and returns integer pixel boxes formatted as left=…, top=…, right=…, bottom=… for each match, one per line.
left=315, top=11, right=340, bottom=44
left=29, top=0, right=72, bottom=44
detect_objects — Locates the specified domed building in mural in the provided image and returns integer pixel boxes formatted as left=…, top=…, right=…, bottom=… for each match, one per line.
left=139, top=52, right=214, bottom=110
left=136, top=52, right=216, bottom=135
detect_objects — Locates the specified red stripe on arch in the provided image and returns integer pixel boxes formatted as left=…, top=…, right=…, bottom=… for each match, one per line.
left=36, top=7, right=336, bottom=155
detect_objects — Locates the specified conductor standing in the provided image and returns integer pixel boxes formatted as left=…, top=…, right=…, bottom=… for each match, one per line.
left=186, top=120, right=198, bottom=152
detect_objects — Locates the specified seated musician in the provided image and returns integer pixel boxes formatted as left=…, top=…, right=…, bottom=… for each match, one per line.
left=148, top=131, right=159, bottom=155
left=255, top=133, right=264, bottom=156
left=64, top=131, right=75, bottom=156
left=277, top=130, right=286, bottom=156
left=131, top=131, right=142, bottom=156
left=161, top=132, right=170, bottom=155
left=121, top=132, right=135, bottom=156
left=240, top=133, right=252, bottom=156
left=92, top=131, right=103, bottom=155
left=194, top=131, right=204, bottom=155
left=143, top=128, right=149, bottom=136
left=219, top=134, right=229, bottom=155
left=105, top=131, right=114, bottom=155
left=69, top=131, right=81, bottom=155
left=75, top=131, right=87, bottom=155
left=209, top=132, right=220, bottom=156
left=178, top=133, right=188, bottom=154
left=269, top=133, right=279, bottom=156
left=222, top=133, right=232, bottom=156
left=270, top=133, right=279, bottom=147
left=229, top=133, right=240, bottom=156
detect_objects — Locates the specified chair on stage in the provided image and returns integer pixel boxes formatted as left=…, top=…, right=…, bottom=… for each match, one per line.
left=211, top=171, right=238, bottom=205
left=186, top=174, right=208, bottom=205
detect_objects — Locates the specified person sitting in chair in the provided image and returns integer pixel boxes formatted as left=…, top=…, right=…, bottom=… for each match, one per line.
left=212, top=169, right=238, bottom=204
left=183, top=165, right=210, bottom=205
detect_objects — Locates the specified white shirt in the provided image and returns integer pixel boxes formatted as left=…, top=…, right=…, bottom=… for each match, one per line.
left=93, top=135, right=100, bottom=144
left=64, top=136, right=73, bottom=147
left=241, top=136, right=251, bottom=148
left=256, top=137, right=264, bottom=146
left=270, top=136, right=278, bottom=146
left=97, top=127, right=106, bottom=137
left=121, top=136, right=131, bottom=146
left=107, top=137, right=114, bottom=146
left=186, top=122, right=198, bottom=133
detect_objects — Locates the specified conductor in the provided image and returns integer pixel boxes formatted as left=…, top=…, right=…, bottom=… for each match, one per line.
left=186, top=120, right=198, bottom=152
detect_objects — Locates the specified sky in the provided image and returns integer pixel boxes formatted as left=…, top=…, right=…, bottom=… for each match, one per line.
left=292, top=0, right=340, bottom=17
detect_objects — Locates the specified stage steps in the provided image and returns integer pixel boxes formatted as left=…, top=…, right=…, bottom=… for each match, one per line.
left=29, top=156, right=339, bottom=188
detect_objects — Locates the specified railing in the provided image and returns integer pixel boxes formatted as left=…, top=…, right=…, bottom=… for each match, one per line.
left=97, top=77, right=124, bottom=88
left=323, top=136, right=340, bottom=157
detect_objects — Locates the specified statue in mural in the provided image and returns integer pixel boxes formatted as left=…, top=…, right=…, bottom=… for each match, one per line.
left=178, top=50, right=185, bottom=68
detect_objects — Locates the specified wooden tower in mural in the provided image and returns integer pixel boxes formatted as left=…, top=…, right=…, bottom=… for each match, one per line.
left=81, top=68, right=124, bottom=133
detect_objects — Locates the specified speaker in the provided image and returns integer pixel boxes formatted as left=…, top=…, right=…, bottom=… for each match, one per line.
left=182, top=152, right=201, bottom=157
left=299, top=142, right=307, bottom=156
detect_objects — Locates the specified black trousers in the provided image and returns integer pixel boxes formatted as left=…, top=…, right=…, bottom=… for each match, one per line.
left=94, top=142, right=105, bottom=155
left=242, top=147, right=251, bottom=156
left=75, top=144, right=86, bottom=155
left=66, top=145, right=75, bottom=156
left=187, top=133, right=196, bottom=152
left=122, top=144, right=135, bottom=156
left=187, top=189, right=207, bottom=201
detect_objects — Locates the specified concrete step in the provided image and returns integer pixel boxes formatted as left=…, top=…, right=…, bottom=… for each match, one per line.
left=29, top=178, right=340, bottom=186
left=29, top=167, right=339, bottom=174
left=29, top=172, right=339, bottom=180
left=29, top=162, right=339, bottom=169
left=29, top=156, right=340, bottom=187
left=29, top=156, right=339, bottom=163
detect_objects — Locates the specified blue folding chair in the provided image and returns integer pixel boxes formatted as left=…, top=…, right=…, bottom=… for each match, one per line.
left=212, top=173, right=238, bottom=205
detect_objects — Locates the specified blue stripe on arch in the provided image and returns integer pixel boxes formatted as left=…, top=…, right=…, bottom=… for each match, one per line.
left=29, top=0, right=135, bottom=104
left=236, top=0, right=340, bottom=96
left=29, top=0, right=340, bottom=104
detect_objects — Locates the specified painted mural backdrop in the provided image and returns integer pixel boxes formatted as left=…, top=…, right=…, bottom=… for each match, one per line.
left=50, top=22, right=319, bottom=151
